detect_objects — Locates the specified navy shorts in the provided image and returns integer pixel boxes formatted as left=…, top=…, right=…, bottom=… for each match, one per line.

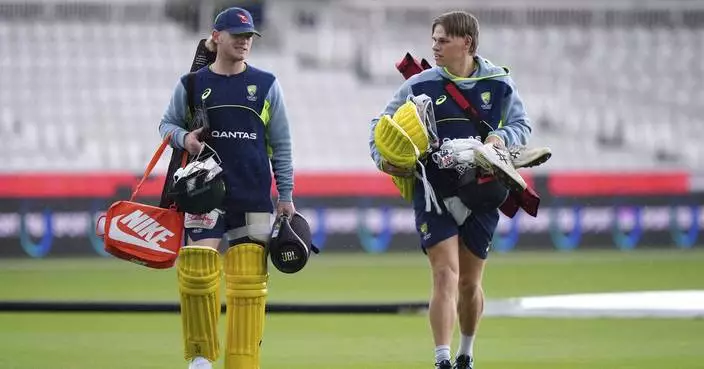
left=186, top=210, right=272, bottom=246
left=414, top=201, right=499, bottom=259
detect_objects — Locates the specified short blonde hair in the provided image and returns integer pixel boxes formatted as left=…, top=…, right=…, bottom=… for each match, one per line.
left=432, top=11, right=480, bottom=54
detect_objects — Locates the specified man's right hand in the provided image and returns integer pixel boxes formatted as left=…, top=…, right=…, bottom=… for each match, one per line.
left=380, top=160, right=414, bottom=177
left=184, top=127, right=205, bottom=155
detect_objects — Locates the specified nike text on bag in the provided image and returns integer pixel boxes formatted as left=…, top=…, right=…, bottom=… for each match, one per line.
left=99, top=135, right=185, bottom=269
left=102, top=203, right=184, bottom=269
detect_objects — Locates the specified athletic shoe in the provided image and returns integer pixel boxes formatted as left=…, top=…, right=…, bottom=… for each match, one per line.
left=510, top=146, right=552, bottom=169
left=474, top=143, right=527, bottom=193
left=454, top=354, right=474, bottom=369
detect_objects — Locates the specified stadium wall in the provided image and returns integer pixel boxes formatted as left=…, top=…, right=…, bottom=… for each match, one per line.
left=0, top=171, right=701, bottom=259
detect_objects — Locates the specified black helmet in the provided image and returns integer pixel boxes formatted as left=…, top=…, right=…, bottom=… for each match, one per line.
left=168, top=143, right=226, bottom=214
left=268, top=212, right=319, bottom=274
left=456, top=168, right=509, bottom=213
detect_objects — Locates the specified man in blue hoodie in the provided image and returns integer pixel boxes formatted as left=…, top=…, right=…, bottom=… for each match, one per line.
left=370, top=11, right=541, bottom=369
left=159, top=7, right=294, bottom=369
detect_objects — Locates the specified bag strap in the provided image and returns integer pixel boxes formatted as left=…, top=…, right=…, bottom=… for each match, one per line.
left=442, top=79, right=491, bottom=141
left=130, top=134, right=172, bottom=202
left=185, top=38, right=215, bottom=128
left=189, top=38, right=217, bottom=73
left=158, top=72, right=194, bottom=209
left=185, top=72, right=197, bottom=125
left=158, top=39, right=214, bottom=209
left=185, top=71, right=210, bottom=137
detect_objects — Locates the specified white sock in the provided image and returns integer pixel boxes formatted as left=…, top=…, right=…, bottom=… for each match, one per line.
left=435, top=345, right=451, bottom=363
left=457, top=334, right=475, bottom=357
left=188, top=357, right=211, bottom=369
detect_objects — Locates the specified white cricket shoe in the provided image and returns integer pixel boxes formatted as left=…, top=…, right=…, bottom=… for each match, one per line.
left=188, top=357, right=212, bottom=369
left=474, top=143, right=527, bottom=192
left=510, top=146, right=552, bottom=169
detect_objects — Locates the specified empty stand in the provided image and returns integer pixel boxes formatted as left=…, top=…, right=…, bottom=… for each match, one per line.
left=1, top=3, right=702, bottom=173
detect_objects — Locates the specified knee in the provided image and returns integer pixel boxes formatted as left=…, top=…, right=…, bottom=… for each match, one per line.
left=432, top=266, right=459, bottom=296
left=458, top=275, right=483, bottom=297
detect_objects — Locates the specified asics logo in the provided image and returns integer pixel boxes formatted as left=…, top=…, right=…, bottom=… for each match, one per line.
left=493, top=146, right=510, bottom=165
left=108, top=210, right=176, bottom=254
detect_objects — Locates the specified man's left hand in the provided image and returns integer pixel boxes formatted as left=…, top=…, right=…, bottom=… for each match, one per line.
left=484, top=135, right=505, bottom=148
left=277, top=201, right=296, bottom=217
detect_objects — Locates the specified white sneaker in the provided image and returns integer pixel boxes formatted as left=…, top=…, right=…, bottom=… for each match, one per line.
left=188, top=357, right=212, bottom=369
left=474, top=143, right=527, bottom=192
left=510, top=146, right=552, bottom=169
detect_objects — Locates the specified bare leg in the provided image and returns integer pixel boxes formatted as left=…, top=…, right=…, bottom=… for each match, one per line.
left=425, top=236, right=460, bottom=349
left=456, top=241, right=486, bottom=358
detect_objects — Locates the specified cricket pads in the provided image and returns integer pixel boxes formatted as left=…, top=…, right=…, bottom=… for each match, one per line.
left=374, top=100, right=430, bottom=169
left=224, top=243, right=268, bottom=369
left=177, top=246, right=222, bottom=362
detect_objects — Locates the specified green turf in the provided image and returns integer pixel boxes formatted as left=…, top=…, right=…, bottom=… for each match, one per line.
left=0, top=313, right=702, bottom=369
left=2, top=249, right=703, bottom=368
left=0, top=249, right=702, bottom=302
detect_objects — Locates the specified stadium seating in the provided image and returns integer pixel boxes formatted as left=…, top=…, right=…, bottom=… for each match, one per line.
left=0, top=4, right=701, bottom=173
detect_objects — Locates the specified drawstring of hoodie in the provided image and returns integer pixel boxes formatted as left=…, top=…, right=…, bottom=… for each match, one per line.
left=416, top=159, right=442, bottom=214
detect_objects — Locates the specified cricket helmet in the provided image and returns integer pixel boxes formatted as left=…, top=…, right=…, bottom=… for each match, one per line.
left=456, top=169, right=509, bottom=213
left=169, top=143, right=226, bottom=214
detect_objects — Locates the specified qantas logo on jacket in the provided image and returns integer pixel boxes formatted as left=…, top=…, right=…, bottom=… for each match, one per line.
left=211, top=130, right=257, bottom=140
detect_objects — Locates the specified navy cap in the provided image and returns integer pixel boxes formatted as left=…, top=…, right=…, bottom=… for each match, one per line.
left=213, top=7, right=261, bottom=36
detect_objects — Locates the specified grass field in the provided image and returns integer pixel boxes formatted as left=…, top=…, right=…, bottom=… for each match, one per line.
left=1, top=249, right=703, bottom=369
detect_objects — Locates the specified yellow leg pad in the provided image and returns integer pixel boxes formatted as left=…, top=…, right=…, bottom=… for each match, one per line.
left=224, top=243, right=268, bottom=369
left=177, top=246, right=222, bottom=363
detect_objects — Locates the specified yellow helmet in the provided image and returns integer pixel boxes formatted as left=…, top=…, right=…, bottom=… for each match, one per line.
left=373, top=100, right=430, bottom=169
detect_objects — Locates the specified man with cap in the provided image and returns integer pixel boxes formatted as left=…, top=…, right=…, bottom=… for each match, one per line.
left=158, top=6, right=295, bottom=369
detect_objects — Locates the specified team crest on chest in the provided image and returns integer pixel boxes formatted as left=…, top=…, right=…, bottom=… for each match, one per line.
left=246, top=84, right=258, bottom=101
left=480, top=91, right=492, bottom=110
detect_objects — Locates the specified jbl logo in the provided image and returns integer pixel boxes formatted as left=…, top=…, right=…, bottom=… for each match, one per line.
left=282, top=251, right=298, bottom=262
